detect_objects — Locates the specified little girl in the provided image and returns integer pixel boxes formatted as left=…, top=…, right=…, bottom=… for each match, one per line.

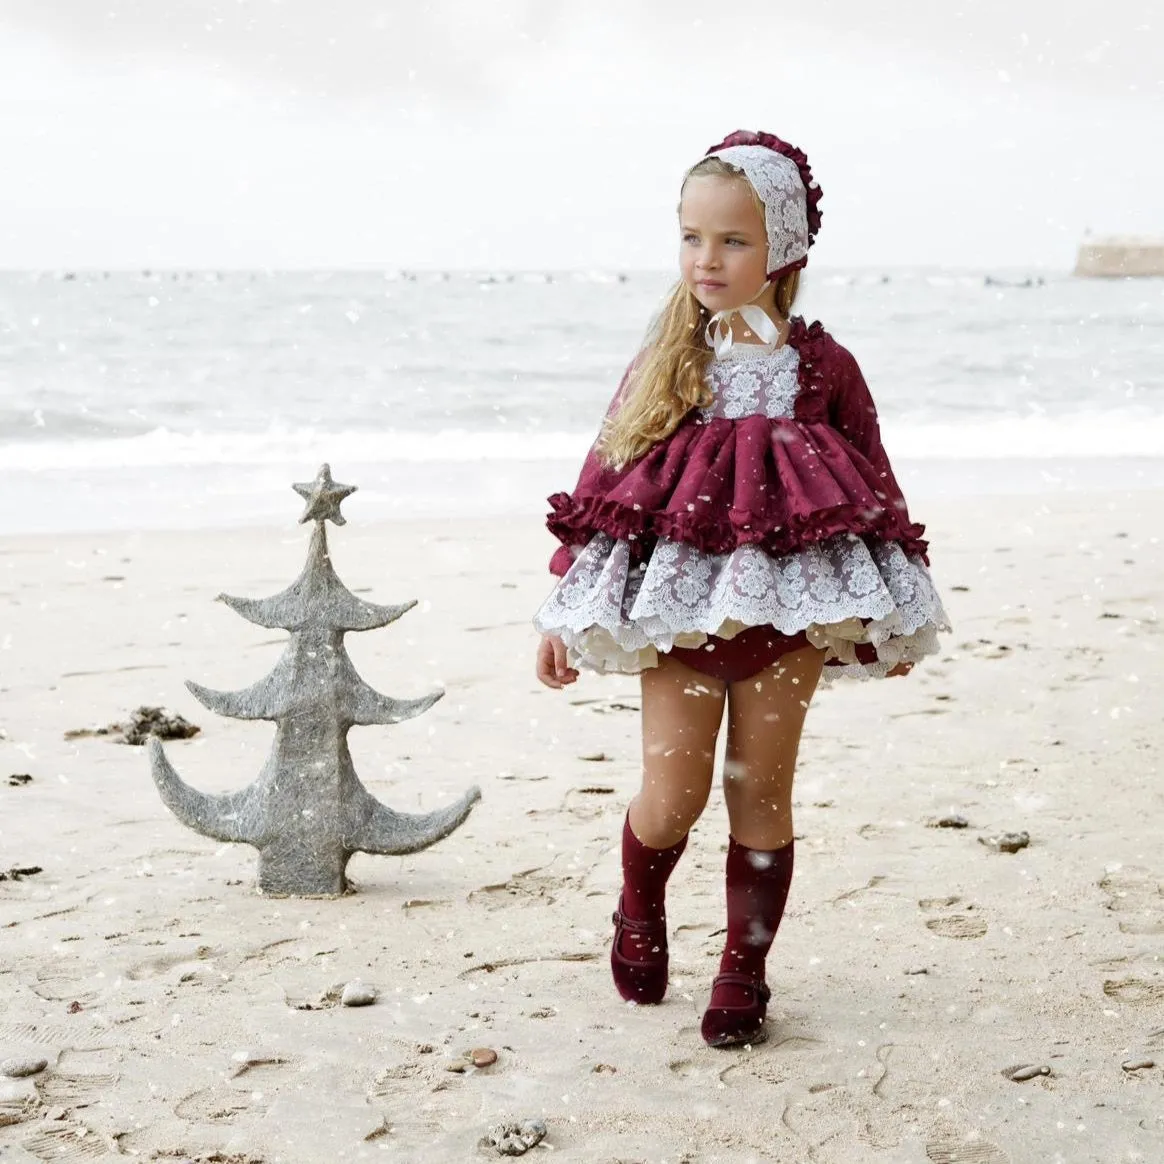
left=532, top=130, right=952, bottom=1049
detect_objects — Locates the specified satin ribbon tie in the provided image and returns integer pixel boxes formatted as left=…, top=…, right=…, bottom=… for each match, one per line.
left=704, top=299, right=780, bottom=357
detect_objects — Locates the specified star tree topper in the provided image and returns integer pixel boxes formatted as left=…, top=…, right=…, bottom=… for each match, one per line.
left=293, top=463, right=357, bottom=525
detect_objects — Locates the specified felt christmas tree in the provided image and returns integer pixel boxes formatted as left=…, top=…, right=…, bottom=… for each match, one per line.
left=148, top=464, right=480, bottom=896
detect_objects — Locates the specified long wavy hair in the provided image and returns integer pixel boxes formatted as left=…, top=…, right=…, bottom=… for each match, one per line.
left=595, top=157, right=801, bottom=470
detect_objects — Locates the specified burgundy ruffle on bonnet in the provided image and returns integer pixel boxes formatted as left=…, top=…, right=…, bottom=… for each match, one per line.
left=699, top=129, right=823, bottom=281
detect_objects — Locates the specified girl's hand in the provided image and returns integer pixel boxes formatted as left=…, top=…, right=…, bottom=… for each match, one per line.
left=886, top=661, right=914, bottom=678
left=536, top=633, right=579, bottom=689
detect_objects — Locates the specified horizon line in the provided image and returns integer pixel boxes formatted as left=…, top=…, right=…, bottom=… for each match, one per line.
left=0, top=262, right=1078, bottom=275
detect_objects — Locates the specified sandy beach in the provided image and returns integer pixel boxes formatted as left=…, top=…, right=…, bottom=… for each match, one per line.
left=2, top=485, right=1162, bottom=1163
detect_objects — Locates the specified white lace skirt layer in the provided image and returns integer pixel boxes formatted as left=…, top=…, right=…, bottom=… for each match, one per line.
left=533, top=531, right=953, bottom=685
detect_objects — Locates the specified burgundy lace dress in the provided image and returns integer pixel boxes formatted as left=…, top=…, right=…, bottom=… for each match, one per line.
left=533, top=317, right=952, bottom=685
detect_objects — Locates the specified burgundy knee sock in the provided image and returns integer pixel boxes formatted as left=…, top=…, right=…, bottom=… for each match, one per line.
left=719, top=835, right=795, bottom=981
left=619, top=812, right=688, bottom=954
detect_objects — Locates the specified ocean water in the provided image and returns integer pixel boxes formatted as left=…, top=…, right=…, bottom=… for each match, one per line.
left=1, top=268, right=1162, bottom=535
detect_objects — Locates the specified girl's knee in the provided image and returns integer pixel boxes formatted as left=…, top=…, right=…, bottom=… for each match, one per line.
left=631, top=789, right=707, bottom=845
left=639, top=774, right=712, bottom=815
left=722, top=762, right=793, bottom=813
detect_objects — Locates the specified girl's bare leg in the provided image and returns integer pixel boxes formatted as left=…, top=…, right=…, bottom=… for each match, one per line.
left=701, top=643, right=827, bottom=1047
left=611, top=652, right=726, bottom=1004
left=723, top=644, right=827, bottom=848
left=630, top=653, right=728, bottom=847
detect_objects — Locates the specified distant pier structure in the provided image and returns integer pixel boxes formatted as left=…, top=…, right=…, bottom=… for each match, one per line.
left=1074, top=235, right=1164, bottom=277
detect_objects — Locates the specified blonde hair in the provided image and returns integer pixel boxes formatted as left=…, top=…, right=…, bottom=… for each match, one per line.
left=596, top=156, right=801, bottom=470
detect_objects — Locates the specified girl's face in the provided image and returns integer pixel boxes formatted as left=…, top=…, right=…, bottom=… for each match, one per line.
left=679, top=174, right=770, bottom=314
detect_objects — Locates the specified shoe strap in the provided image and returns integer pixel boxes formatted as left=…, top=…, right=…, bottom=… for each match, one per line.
left=710, top=971, right=771, bottom=1003
left=612, top=907, right=665, bottom=936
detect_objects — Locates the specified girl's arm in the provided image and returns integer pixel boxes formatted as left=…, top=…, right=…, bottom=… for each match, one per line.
left=548, top=359, right=638, bottom=577
left=827, top=344, right=907, bottom=503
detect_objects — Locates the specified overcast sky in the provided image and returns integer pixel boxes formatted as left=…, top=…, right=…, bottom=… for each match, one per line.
left=1, top=1, right=1160, bottom=270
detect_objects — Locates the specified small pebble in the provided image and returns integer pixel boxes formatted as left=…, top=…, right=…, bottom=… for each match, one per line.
left=979, top=831, right=1030, bottom=854
left=904, top=967, right=930, bottom=976
left=0, top=1058, right=48, bottom=1079
left=486, top=1118, right=548, bottom=1156
left=1121, top=1058, right=1155, bottom=1072
left=470, top=1047, right=498, bottom=1068
left=341, top=982, right=377, bottom=1007
left=578, top=752, right=608, bottom=762
left=7, top=773, right=32, bottom=787
left=932, top=814, right=969, bottom=829
left=1003, top=1063, right=1050, bottom=1082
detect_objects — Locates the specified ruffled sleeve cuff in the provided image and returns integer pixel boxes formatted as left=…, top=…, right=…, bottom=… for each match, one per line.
left=549, top=544, right=580, bottom=577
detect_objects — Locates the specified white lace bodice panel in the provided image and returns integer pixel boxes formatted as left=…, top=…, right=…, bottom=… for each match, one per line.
left=697, top=343, right=801, bottom=422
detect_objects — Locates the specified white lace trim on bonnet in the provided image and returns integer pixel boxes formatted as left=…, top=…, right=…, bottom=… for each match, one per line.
left=708, top=144, right=810, bottom=273
left=696, top=144, right=810, bottom=357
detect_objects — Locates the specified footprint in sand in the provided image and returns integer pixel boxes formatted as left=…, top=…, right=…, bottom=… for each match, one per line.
left=18, top=1122, right=116, bottom=1161
left=667, top=1058, right=700, bottom=1079
left=780, top=1086, right=905, bottom=1155
left=926, top=915, right=988, bottom=940
left=919, top=895, right=962, bottom=910
left=467, top=868, right=573, bottom=909
left=174, top=1082, right=273, bottom=1124
left=0, top=1021, right=105, bottom=1053
left=125, top=943, right=216, bottom=982
left=27, top=967, right=105, bottom=1008
left=920, top=895, right=988, bottom=940
left=370, top=1061, right=426, bottom=1092
left=863, top=1042, right=970, bottom=1122
left=1102, top=978, right=1164, bottom=1006
left=718, top=1052, right=798, bottom=1088
left=35, top=1069, right=119, bottom=1111
left=924, top=1135, right=1009, bottom=1163
left=236, top=936, right=311, bottom=968
left=1098, top=866, right=1164, bottom=935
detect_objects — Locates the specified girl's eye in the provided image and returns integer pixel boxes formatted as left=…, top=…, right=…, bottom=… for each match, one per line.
left=681, top=235, right=748, bottom=246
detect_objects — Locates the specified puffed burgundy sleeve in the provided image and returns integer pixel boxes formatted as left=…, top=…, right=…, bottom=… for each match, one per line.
left=826, top=343, right=907, bottom=505
left=547, top=360, right=637, bottom=577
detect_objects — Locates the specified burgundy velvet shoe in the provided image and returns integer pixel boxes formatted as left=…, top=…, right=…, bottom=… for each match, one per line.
left=700, top=971, right=772, bottom=1047
left=610, top=893, right=670, bottom=1004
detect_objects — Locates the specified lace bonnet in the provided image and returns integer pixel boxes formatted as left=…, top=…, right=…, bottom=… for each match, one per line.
left=697, top=129, right=823, bottom=280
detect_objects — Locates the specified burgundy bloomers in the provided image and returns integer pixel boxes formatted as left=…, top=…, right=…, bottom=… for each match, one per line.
left=668, top=623, right=811, bottom=683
